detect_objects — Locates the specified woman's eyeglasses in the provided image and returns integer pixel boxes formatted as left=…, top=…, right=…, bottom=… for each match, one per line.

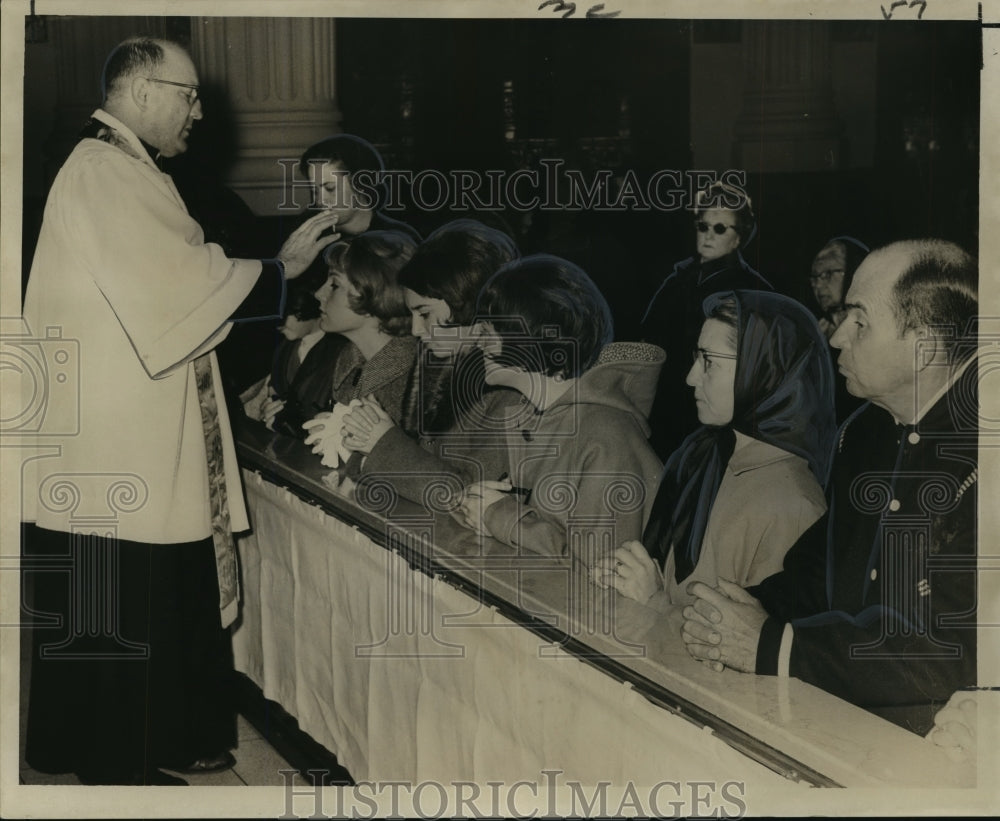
left=692, top=348, right=737, bottom=374
left=694, top=220, right=736, bottom=236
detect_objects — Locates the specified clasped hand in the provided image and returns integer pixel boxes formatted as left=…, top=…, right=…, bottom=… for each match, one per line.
left=927, top=692, right=979, bottom=764
left=341, top=396, right=395, bottom=455
left=590, top=540, right=663, bottom=604
left=681, top=579, right=768, bottom=674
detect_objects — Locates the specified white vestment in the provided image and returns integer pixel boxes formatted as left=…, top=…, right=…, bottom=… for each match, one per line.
left=21, top=109, right=265, bottom=546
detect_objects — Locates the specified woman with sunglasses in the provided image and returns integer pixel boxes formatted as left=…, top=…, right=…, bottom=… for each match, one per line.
left=639, top=181, right=773, bottom=460
left=595, top=290, right=835, bottom=622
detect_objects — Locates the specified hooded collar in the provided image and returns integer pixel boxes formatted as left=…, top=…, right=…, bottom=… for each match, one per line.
left=541, top=342, right=665, bottom=436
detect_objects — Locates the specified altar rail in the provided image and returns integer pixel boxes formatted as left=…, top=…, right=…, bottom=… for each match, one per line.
left=231, top=420, right=970, bottom=789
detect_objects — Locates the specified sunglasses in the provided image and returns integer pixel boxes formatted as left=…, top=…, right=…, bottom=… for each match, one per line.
left=695, top=220, right=737, bottom=236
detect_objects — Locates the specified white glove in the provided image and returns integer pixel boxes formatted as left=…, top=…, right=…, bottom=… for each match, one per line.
left=302, top=400, right=360, bottom=468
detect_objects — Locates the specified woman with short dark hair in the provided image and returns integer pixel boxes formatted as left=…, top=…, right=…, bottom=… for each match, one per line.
left=297, top=133, right=421, bottom=242
left=475, top=253, right=614, bottom=380
left=454, top=254, right=665, bottom=556
left=400, top=218, right=519, bottom=327
left=337, top=219, right=526, bottom=507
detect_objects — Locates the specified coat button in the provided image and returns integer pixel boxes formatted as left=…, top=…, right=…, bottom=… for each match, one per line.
left=889, top=499, right=901, bottom=512
left=908, top=431, right=920, bottom=445
left=870, top=569, right=878, bottom=581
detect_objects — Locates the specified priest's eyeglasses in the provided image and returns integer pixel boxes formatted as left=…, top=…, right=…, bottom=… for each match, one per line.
left=145, top=77, right=199, bottom=105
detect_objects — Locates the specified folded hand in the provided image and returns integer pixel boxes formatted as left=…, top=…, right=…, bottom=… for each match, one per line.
left=342, top=394, right=395, bottom=454
left=681, top=579, right=767, bottom=674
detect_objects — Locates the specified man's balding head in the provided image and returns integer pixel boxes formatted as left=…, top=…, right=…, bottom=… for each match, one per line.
left=100, top=37, right=202, bottom=158
left=887, top=239, right=978, bottom=344
left=830, top=239, right=977, bottom=420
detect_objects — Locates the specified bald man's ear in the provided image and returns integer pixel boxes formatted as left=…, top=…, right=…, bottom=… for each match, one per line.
left=913, top=326, right=947, bottom=371
left=129, top=75, right=152, bottom=111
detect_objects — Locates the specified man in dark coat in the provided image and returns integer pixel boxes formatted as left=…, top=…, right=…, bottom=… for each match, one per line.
left=681, top=239, right=979, bottom=736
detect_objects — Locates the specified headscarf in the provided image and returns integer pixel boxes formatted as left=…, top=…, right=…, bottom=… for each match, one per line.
left=643, top=290, right=837, bottom=583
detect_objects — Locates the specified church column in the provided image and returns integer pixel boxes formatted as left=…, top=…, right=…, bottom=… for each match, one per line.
left=732, top=21, right=843, bottom=173
left=190, top=17, right=341, bottom=215
left=41, top=16, right=172, bottom=182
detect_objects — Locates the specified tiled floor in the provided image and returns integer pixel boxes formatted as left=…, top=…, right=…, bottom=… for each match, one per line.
left=18, top=625, right=296, bottom=787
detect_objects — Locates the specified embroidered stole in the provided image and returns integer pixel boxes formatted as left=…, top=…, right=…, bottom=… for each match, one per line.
left=89, top=119, right=239, bottom=625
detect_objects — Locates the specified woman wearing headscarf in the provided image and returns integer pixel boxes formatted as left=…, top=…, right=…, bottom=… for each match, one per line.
left=595, top=290, right=836, bottom=613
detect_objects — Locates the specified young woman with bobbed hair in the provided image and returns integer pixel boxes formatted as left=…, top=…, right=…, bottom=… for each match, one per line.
left=337, top=219, right=530, bottom=504
left=302, top=230, right=420, bottom=462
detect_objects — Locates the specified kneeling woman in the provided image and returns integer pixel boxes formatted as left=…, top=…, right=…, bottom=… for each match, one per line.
left=595, top=290, right=836, bottom=612
left=456, top=255, right=665, bottom=555
left=302, top=230, right=419, bottom=461
left=339, top=218, right=530, bottom=504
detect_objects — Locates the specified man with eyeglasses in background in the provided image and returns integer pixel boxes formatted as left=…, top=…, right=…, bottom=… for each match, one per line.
left=807, top=236, right=870, bottom=421
left=808, top=236, right=870, bottom=340
left=20, top=36, right=340, bottom=785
